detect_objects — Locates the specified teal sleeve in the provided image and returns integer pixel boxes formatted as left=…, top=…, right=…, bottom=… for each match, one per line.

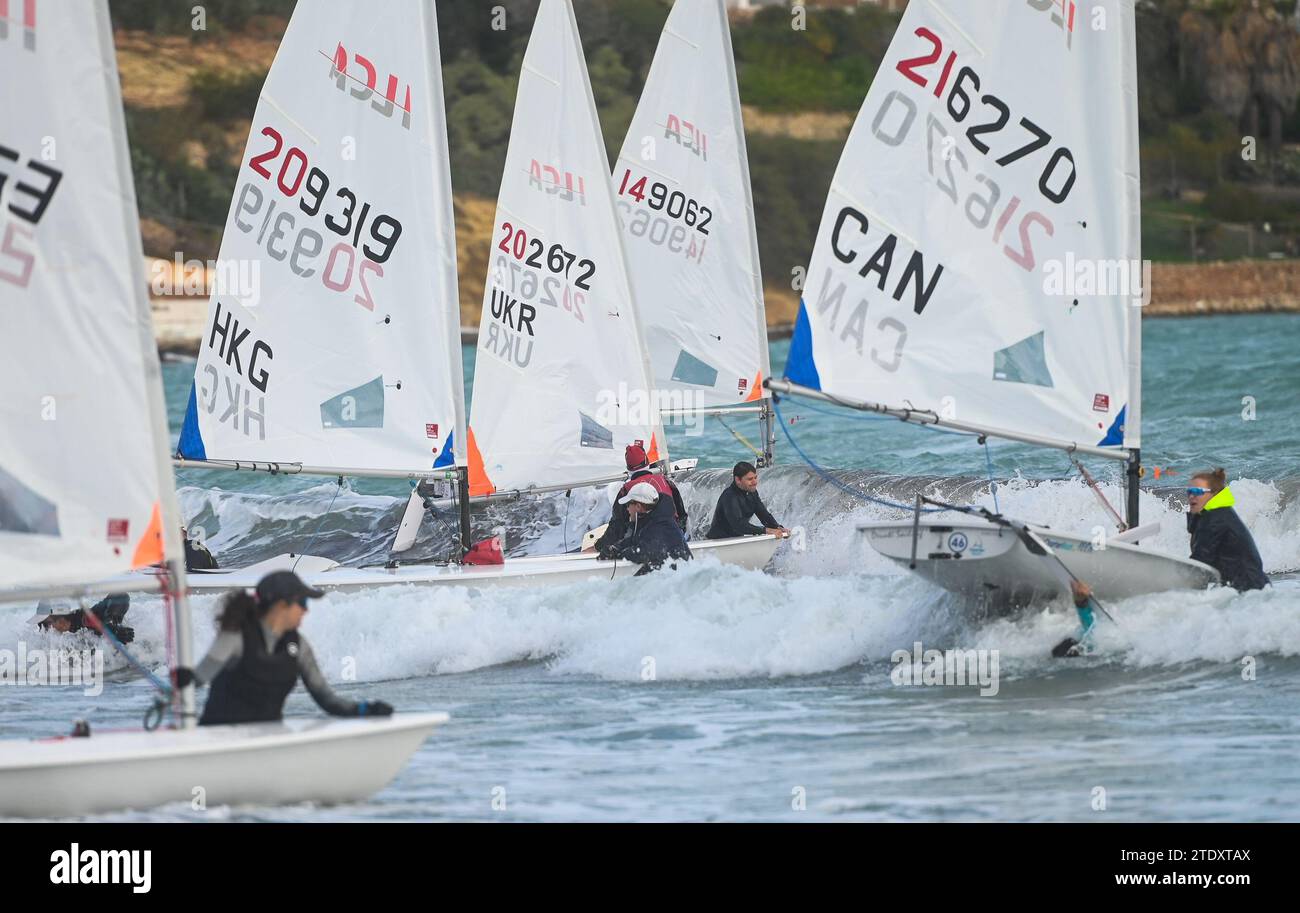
left=1075, top=600, right=1097, bottom=648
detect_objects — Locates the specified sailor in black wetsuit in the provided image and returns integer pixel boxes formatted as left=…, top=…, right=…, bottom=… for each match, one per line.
left=29, top=594, right=135, bottom=644
left=706, top=461, right=790, bottom=540
left=182, top=526, right=219, bottom=571
left=173, top=571, right=395, bottom=725
left=1186, top=468, right=1269, bottom=591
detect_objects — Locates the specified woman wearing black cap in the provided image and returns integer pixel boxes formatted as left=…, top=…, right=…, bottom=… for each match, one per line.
left=174, top=570, right=394, bottom=726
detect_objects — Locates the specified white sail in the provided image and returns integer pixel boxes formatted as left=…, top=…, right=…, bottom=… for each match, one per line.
left=0, top=0, right=186, bottom=593
left=178, top=0, right=467, bottom=475
left=615, top=0, right=770, bottom=410
left=468, top=0, right=663, bottom=495
left=785, top=0, right=1140, bottom=451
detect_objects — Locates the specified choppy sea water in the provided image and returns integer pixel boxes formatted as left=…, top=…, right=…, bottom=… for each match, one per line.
left=3, top=313, right=1298, bottom=821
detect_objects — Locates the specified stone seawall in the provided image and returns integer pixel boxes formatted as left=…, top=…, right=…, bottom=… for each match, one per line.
left=151, top=258, right=1300, bottom=355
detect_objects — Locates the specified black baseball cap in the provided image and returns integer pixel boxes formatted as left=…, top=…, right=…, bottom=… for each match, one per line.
left=256, top=570, right=325, bottom=607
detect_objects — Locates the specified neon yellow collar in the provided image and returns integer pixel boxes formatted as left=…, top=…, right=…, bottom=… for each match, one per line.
left=1204, top=487, right=1235, bottom=511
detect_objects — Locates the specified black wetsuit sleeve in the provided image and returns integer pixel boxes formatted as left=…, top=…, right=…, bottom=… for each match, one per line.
left=297, top=638, right=361, bottom=717
left=723, top=490, right=766, bottom=536
left=670, top=482, right=688, bottom=533
left=752, top=494, right=779, bottom=531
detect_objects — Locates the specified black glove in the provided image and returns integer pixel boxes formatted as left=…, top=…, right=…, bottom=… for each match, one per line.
left=172, top=666, right=195, bottom=689
left=359, top=699, right=393, bottom=717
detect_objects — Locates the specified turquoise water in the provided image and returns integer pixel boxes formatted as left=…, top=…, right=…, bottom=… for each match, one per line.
left=3, top=314, right=1298, bottom=821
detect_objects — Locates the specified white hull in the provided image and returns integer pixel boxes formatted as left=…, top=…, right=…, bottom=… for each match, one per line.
left=0, top=712, right=447, bottom=818
left=862, top=520, right=1219, bottom=612
left=114, top=535, right=781, bottom=595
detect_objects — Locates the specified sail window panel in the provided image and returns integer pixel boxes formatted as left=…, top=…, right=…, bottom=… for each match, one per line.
left=579, top=412, right=614, bottom=450
left=670, top=348, right=720, bottom=388
left=0, top=466, right=60, bottom=536
left=320, top=376, right=386, bottom=429
left=992, top=331, right=1054, bottom=389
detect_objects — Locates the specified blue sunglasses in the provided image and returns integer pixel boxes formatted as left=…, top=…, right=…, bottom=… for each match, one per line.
left=1186, top=487, right=1210, bottom=497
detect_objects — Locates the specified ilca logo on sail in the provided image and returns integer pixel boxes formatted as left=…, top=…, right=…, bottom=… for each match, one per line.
left=1027, top=0, right=1077, bottom=50
left=0, top=0, right=37, bottom=52
left=529, top=160, right=587, bottom=206
left=326, top=41, right=413, bottom=130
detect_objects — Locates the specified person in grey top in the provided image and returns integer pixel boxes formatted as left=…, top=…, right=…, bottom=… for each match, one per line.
left=173, top=571, right=393, bottom=725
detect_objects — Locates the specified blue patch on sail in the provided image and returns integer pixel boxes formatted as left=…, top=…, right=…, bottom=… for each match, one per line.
left=321, top=377, right=385, bottom=429
left=670, top=349, right=719, bottom=387
left=177, top=382, right=207, bottom=460
left=993, top=332, right=1054, bottom=388
left=784, top=299, right=822, bottom=390
left=1098, top=405, right=1127, bottom=447
left=0, top=465, right=59, bottom=535
left=433, top=429, right=455, bottom=468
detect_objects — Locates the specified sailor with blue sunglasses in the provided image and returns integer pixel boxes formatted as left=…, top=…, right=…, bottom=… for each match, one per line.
left=1186, top=468, right=1269, bottom=591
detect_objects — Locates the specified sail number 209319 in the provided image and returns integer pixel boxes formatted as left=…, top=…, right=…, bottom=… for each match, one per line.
left=234, top=124, right=404, bottom=311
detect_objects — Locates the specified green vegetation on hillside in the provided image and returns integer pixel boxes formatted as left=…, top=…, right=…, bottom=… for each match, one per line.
left=111, top=0, right=1300, bottom=282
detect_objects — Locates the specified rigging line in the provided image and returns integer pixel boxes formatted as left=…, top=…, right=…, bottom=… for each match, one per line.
left=1071, top=456, right=1127, bottom=532
left=715, top=413, right=762, bottom=460
left=79, top=604, right=171, bottom=696
left=563, top=489, right=572, bottom=554
left=771, top=395, right=948, bottom=513
left=293, top=477, right=344, bottom=573
left=419, top=493, right=460, bottom=562
left=983, top=439, right=1000, bottom=515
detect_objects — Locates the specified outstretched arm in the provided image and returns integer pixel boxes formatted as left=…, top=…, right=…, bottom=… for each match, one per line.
left=753, top=495, right=780, bottom=531
left=721, top=493, right=766, bottom=537
left=670, top=482, right=689, bottom=534
left=297, top=638, right=367, bottom=717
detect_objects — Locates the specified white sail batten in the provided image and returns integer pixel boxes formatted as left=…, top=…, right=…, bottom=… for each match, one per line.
left=468, top=0, right=663, bottom=496
left=615, top=0, right=770, bottom=411
left=177, top=0, right=467, bottom=476
left=0, top=0, right=184, bottom=600
left=785, top=0, right=1141, bottom=454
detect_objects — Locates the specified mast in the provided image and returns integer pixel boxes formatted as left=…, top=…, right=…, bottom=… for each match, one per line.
left=717, top=0, right=774, bottom=467
left=570, top=0, right=668, bottom=471
left=759, top=401, right=776, bottom=468
left=457, top=466, right=473, bottom=554
left=421, top=0, right=475, bottom=556
left=94, top=0, right=195, bottom=725
left=1119, top=0, right=1143, bottom=530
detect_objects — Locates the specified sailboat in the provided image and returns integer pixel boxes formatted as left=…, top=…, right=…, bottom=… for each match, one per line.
left=0, top=0, right=445, bottom=819
left=613, top=0, right=776, bottom=467
left=767, top=0, right=1218, bottom=609
left=148, top=0, right=780, bottom=594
